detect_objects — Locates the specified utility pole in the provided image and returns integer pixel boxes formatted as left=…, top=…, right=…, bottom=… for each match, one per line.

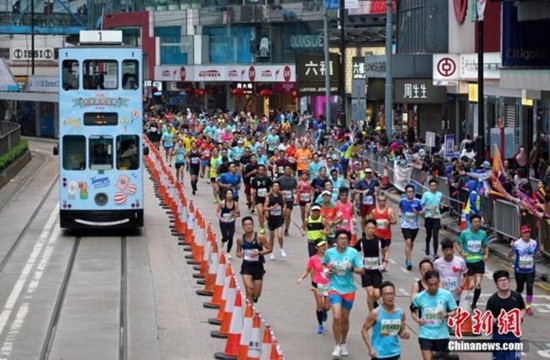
left=477, top=17, right=485, bottom=165
left=31, top=0, right=35, bottom=75
left=384, top=0, right=392, bottom=137
left=339, top=0, right=346, bottom=126
left=324, top=5, right=331, bottom=128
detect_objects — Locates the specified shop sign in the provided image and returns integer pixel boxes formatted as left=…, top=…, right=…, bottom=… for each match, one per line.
left=273, top=82, right=296, bottom=93
left=11, top=47, right=54, bottom=61
left=394, top=79, right=447, bottom=104
left=27, top=76, right=58, bottom=93
left=352, top=56, right=366, bottom=80
left=365, top=55, right=386, bottom=78
left=154, top=66, right=195, bottom=82
left=468, top=83, right=478, bottom=102
left=459, top=53, right=501, bottom=80
left=289, top=34, right=323, bottom=49
left=502, top=2, right=550, bottom=68
left=433, top=54, right=459, bottom=86
left=296, top=53, right=340, bottom=90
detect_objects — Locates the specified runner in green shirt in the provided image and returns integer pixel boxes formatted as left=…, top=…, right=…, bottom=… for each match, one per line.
left=456, top=214, right=489, bottom=310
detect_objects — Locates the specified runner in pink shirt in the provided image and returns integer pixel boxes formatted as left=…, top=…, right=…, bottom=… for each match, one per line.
left=297, top=239, right=331, bottom=334
left=297, top=171, right=313, bottom=230
left=336, top=188, right=354, bottom=233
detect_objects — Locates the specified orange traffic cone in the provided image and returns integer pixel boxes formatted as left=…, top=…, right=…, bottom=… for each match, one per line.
left=197, top=242, right=220, bottom=295
left=214, top=291, right=244, bottom=360
left=460, top=204, right=467, bottom=230
left=269, top=338, right=283, bottom=360
left=456, top=275, right=476, bottom=336
left=204, top=255, right=230, bottom=309
left=260, top=325, right=273, bottom=360
left=246, top=313, right=262, bottom=360
left=237, top=303, right=254, bottom=359
left=211, top=276, right=237, bottom=338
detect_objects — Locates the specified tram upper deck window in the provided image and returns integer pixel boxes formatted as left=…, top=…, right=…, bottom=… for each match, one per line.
left=83, top=60, right=118, bottom=90
left=62, top=135, right=85, bottom=170
left=117, top=135, right=139, bottom=170
left=89, top=136, right=113, bottom=171
left=62, top=60, right=79, bottom=91
left=122, top=60, right=139, bottom=90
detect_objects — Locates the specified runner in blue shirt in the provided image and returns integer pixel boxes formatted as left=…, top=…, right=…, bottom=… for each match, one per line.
left=218, top=163, right=242, bottom=202
left=411, top=270, right=457, bottom=359
left=421, top=178, right=444, bottom=258
left=362, top=281, right=410, bottom=360
left=399, top=184, right=423, bottom=271
left=322, top=229, right=364, bottom=359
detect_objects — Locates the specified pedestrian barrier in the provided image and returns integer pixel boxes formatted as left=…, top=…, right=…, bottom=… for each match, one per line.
left=359, top=148, right=548, bottom=248
left=143, top=136, right=286, bottom=359
left=492, top=200, right=521, bottom=240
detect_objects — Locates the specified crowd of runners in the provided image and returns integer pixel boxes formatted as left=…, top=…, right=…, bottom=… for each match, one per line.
left=145, top=109, right=545, bottom=360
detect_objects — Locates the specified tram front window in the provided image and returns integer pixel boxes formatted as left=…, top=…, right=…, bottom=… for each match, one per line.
left=62, top=135, right=85, bottom=170
left=89, top=136, right=113, bottom=170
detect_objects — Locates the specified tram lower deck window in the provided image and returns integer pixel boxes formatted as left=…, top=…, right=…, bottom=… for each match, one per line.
left=62, top=135, right=85, bottom=170
left=84, top=113, right=118, bottom=126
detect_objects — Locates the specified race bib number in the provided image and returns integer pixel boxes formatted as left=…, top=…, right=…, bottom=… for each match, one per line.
left=467, top=240, right=481, bottom=253
left=363, top=257, right=379, bottom=270
left=362, top=195, right=374, bottom=205
left=300, top=193, right=311, bottom=202
left=283, top=190, right=293, bottom=200
left=317, top=283, right=329, bottom=295
left=518, top=255, right=534, bottom=269
left=375, top=219, right=388, bottom=230
left=331, top=260, right=349, bottom=276
left=405, top=212, right=416, bottom=223
left=191, top=157, right=200, bottom=164
left=423, top=307, right=443, bottom=325
left=222, top=213, right=233, bottom=222
left=271, top=206, right=282, bottom=216
left=380, top=319, right=401, bottom=336
left=244, top=249, right=259, bottom=262
left=443, top=277, right=458, bottom=291
left=257, top=188, right=267, bottom=197
left=278, top=166, right=284, bottom=174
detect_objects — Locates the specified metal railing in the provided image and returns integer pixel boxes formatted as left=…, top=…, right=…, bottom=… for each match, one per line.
left=0, top=121, right=21, bottom=156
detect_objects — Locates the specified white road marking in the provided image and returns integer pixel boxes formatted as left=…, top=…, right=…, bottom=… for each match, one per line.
left=388, top=258, right=396, bottom=265
left=0, top=205, right=58, bottom=338
left=398, top=288, right=410, bottom=296
left=0, top=224, right=60, bottom=358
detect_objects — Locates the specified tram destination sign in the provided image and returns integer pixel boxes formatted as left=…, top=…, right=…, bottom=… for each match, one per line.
left=11, top=47, right=55, bottom=61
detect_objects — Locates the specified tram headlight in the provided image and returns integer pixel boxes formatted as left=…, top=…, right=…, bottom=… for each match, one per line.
left=95, top=192, right=108, bottom=206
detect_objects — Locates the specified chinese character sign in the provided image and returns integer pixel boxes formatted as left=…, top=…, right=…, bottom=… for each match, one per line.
left=447, top=307, right=523, bottom=339
left=297, top=53, right=341, bottom=95
left=394, top=79, right=446, bottom=104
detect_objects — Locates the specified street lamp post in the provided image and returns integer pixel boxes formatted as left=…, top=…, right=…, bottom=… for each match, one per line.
left=384, top=0, right=392, bottom=137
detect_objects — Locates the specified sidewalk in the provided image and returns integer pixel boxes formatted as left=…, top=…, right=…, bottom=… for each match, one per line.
left=383, top=188, right=550, bottom=284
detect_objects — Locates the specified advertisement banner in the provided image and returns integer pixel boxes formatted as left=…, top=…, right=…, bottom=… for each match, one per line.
left=154, top=65, right=295, bottom=83
left=444, top=134, right=456, bottom=158
left=502, top=2, right=550, bottom=68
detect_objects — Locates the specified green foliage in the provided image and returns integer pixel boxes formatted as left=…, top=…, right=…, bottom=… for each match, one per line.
left=0, top=139, right=29, bottom=171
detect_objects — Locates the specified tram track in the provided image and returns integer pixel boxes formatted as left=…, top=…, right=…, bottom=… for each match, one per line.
left=38, top=236, right=129, bottom=360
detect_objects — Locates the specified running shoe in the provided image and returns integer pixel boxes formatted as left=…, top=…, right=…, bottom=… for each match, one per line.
left=260, top=228, right=265, bottom=234
left=280, top=249, right=287, bottom=258
left=284, top=230, right=289, bottom=237
left=425, top=248, right=430, bottom=256
left=526, top=306, right=534, bottom=316
left=406, top=261, right=412, bottom=271
left=226, top=254, right=232, bottom=260
left=331, top=345, right=341, bottom=359
left=270, top=253, right=276, bottom=261
left=340, top=343, right=349, bottom=356
left=322, top=310, right=328, bottom=322
left=316, top=325, right=324, bottom=334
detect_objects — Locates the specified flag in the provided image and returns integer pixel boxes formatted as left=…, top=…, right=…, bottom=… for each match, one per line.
left=393, top=162, right=413, bottom=192
left=477, top=0, right=486, bottom=21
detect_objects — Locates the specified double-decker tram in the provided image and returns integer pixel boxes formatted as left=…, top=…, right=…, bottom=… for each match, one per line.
left=55, top=30, right=146, bottom=229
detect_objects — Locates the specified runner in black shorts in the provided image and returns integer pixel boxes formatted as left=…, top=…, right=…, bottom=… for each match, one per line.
left=278, top=165, right=297, bottom=237
left=264, top=181, right=286, bottom=260
left=187, top=141, right=201, bottom=195
left=354, top=219, right=384, bottom=312
left=237, top=216, right=272, bottom=303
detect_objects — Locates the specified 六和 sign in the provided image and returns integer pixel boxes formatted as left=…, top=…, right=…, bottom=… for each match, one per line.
left=296, top=53, right=340, bottom=95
